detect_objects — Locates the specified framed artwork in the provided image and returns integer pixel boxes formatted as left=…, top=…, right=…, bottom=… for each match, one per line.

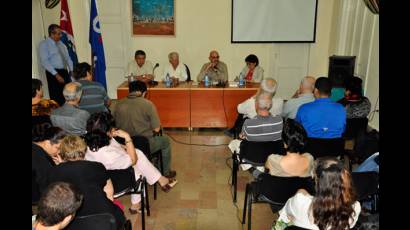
left=131, top=0, right=175, bottom=36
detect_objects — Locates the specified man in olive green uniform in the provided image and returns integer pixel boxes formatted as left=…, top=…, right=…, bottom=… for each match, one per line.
left=113, top=81, right=176, bottom=178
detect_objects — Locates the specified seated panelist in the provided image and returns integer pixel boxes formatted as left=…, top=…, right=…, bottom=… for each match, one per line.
left=197, top=50, right=228, bottom=83
left=162, top=51, right=188, bottom=82
left=127, top=50, right=155, bottom=83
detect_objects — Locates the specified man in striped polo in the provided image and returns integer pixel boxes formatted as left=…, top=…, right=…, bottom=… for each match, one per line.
left=73, top=62, right=111, bottom=114
left=240, top=92, right=283, bottom=142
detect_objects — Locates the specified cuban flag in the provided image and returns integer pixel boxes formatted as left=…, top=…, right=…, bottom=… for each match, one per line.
left=89, top=0, right=107, bottom=89
left=59, top=0, right=78, bottom=65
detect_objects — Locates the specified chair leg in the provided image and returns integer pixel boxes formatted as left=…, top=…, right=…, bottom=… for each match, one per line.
left=159, top=151, right=164, bottom=174
left=233, top=154, right=238, bottom=203
left=247, top=188, right=253, bottom=230
left=154, top=183, right=157, bottom=200
left=144, top=180, right=150, bottom=216
left=242, top=183, right=249, bottom=224
left=140, top=179, right=145, bottom=230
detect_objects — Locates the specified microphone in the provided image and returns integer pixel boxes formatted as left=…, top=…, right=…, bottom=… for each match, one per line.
left=150, top=63, right=160, bottom=85
left=153, top=63, right=159, bottom=74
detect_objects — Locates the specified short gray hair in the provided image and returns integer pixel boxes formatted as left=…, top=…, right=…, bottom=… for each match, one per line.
left=261, top=78, right=277, bottom=94
left=255, top=92, right=273, bottom=111
left=168, top=52, right=179, bottom=61
left=63, top=82, right=82, bottom=101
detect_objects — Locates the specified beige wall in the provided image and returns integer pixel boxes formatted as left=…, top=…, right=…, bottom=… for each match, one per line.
left=33, top=0, right=338, bottom=97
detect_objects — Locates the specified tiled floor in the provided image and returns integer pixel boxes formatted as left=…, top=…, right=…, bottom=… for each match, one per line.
left=119, top=128, right=277, bottom=230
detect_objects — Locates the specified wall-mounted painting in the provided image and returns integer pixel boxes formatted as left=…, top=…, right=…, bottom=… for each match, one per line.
left=132, top=0, right=175, bottom=36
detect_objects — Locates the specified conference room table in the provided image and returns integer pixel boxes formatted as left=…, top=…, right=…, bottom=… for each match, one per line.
left=116, top=81, right=259, bottom=128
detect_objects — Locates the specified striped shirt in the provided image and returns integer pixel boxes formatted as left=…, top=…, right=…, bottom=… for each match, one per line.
left=242, top=115, right=283, bottom=142
left=77, top=80, right=110, bottom=114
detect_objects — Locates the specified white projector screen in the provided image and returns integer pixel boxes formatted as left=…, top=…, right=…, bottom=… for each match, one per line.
left=232, top=0, right=318, bottom=43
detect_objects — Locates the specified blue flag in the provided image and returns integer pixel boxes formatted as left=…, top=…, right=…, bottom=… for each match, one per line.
left=89, top=0, right=107, bottom=89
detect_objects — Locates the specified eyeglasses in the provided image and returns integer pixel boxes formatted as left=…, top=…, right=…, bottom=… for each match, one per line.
left=210, top=56, right=219, bottom=59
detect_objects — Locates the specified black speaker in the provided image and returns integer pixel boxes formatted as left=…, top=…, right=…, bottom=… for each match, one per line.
left=328, top=55, right=356, bottom=88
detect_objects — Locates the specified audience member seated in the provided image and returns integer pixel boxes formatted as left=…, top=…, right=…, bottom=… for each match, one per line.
left=32, top=79, right=59, bottom=141
left=274, top=158, right=361, bottom=230
left=225, top=78, right=283, bottom=137
left=84, top=112, right=178, bottom=214
left=161, top=51, right=188, bottom=82
left=32, top=127, right=66, bottom=201
left=72, top=62, right=111, bottom=114
left=48, top=135, right=126, bottom=229
left=197, top=50, right=228, bottom=83
left=265, top=119, right=314, bottom=178
left=113, top=80, right=177, bottom=178
left=126, top=50, right=155, bottom=83
left=33, top=182, right=83, bottom=230
left=239, top=54, right=264, bottom=83
left=240, top=92, right=283, bottom=142
left=296, top=77, right=346, bottom=139
left=337, top=76, right=371, bottom=119
left=51, top=82, right=90, bottom=136
left=282, top=76, right=316, bottom=120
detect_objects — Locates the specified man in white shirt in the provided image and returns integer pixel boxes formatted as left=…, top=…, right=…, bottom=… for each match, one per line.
left=282, top=76, right=316, bottom=119
left=162, top=52, right=188, bottom=82
left=126, top=50, right=155, bottom=83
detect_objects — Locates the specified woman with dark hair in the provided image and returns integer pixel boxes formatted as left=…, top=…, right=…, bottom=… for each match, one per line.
left=32, top=127, right=66, bottom=202
left=265, top=119, right=314, bottom=177
left=84, top=112, right=177, bottom=214
left=49, top=135, right=126, bottom=229
left=337, top=76, right=371, bottom=119
left=275, top=158, right=361, bottom=230
left=239, top=54, right=264, bottom=83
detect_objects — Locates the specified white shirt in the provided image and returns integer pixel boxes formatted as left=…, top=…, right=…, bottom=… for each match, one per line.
left=162, top=63, right=188, bottom=81
left=278, top=192, right=361, bottom=230
left=126, top=60, right=154, bottom=77
left=237, top=96, right=284, bottom=118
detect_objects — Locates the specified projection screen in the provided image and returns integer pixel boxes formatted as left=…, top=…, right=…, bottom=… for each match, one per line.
left=232, top=0, right=318, bottom=43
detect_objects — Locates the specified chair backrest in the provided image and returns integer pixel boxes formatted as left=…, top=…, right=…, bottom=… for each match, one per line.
left=305, top=137, right=345, bottom=159
left=284, top=226, right=312, bottom=230
left=351, top=171, right=378, bottom=200
left=256, top=173, right=315, bottom=204
left=65, top=213, right=117, bottom=230
left=107, top=167, right=138, bottom=196
left=240, top=139, right=286, bottom=164
left=184, top=63, right=191, bottom=82
left=343, top=117, right=368, bottom=140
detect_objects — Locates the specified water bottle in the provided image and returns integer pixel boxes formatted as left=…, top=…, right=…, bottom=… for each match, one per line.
left=165, top=73, right=171, bottom=87
left=204, top=74, right=210, bottom=87
left=238, top=72, right=245, bottom=87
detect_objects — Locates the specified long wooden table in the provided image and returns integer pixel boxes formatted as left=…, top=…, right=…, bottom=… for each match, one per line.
left=117, top=81, right=259, bottom=128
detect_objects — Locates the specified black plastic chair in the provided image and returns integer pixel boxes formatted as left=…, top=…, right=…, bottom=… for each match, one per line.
left=107, top=167, right=147, bottom=230
left=184, top=63, right=191, bottom=82
left=305, top=137, right=345, bottom=159
left=66, top=213, right=128, bottom=230
left=242, top=174, right=314, bottom=230
left=231, top=139, right=286, bottom=202
left=284, top=226, right=311, bottom=230
left=351, top=171, right=379, bottom=213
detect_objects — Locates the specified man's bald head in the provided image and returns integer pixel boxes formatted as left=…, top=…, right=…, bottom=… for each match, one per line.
left=63, top=82, right=82, bottom=102
left=209, top=50, right=220, bottom=64
left=300, top=76, right=316, bottom=93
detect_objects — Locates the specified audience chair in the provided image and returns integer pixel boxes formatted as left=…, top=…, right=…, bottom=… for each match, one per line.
left=65, top=213, right=131, bottom=230
left=305, top=137, right=345, bottom=159
left=284, top=226, right=311, bottom=230
left=231, top=139, right=286, bottom=202
left=351, top=171, right=379, bottom=213
left=131, top=135, right=164, bottom=200
left=343, top=118, right=369, bottom=169
left=107, top=167, right=148, bottom=230
left=184, top=63, right=191, bottom=82
left=242, top=173, right=314, bottom=230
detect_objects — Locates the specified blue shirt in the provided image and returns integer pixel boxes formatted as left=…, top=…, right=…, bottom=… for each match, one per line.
left=39, top=37, right=73, bottom=75
left=296, top=98, right=346, bottom=138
